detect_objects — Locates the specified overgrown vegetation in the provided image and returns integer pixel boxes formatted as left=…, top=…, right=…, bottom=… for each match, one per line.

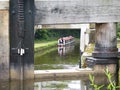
left=89, top=67, right=120, bottom=90
left=117, top=23, right=120, bottom=39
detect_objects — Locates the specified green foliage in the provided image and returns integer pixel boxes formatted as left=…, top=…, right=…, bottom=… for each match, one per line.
left=35, top=29, right=80, bottom=40
left=89, top=74, right=104, bottom=90
left=104, top=67, right=120, bottom=90
left=89, top=67, right=120, bottom=90
left=117, top=23, right=120, bottom=39
left=35, top=29, right=49, bottom=40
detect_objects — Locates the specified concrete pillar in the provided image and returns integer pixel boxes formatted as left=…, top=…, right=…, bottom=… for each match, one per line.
left=0, top=1, right=9, bottom=81
left=93, top=23, right=118, bottom=58
left=80, top=24, right=89, bottom=53
left=87, top=23, right=119, bottom=75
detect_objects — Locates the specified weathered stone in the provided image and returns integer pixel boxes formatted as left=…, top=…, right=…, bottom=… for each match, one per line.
left=35, top=0, right=120, bottom=24
left=0, top=10, right=9, bottom=80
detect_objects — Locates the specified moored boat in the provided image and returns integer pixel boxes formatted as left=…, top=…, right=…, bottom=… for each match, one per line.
left=58, top=36, right=74, bottom=46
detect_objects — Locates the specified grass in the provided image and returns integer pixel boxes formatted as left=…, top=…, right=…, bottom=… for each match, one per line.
left=34, top=40, right=58, bottom=52
left=35, top=40, right=57, bottom=49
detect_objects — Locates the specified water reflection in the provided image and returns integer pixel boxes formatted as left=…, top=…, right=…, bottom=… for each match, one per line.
left=0, top=81, right=9, bottom=90
left=34, top=80, right=92, bottom=90
left=35, top=43, right=79, bottom=70
left=58, top=45, right=75, bottom=56
left=0, top=72, right=119, bottom=90
left=0, top=80, right=34, bottom=90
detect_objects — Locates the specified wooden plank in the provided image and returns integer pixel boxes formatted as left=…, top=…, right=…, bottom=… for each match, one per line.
left=35, top=0, right=120, bottom=24
left=0, top=10, right=9, bottom=80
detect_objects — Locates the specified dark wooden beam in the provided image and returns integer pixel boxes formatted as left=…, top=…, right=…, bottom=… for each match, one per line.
left=10, top=0, right=34, bottom=80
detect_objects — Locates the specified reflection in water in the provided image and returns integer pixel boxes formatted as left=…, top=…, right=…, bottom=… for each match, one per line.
left=0, top=73, right=119, bottom=90
left=35, top=43, right=79, bottom=70
left=34, top=80, right=92, bottom=90
left=58, top=45, right=75, bottom=56
left=0, top=81, right=9, bottom=90
left=1, top=42, right=118, bottom=90
left=0, top=80, right=34, bottom=90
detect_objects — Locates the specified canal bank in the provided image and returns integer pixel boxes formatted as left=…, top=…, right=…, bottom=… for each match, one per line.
left=34, top=38, right=80, bottom=53
left=34, top=40, right=57, bottom=53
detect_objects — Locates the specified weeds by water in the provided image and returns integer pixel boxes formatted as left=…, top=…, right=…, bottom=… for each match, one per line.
left=89, top=67, right=120, bottom=90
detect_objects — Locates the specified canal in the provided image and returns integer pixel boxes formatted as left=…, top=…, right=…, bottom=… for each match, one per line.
left=0, top=42, right=119, bottom=90
left=34, top=43, right=80, bottom=70
left=34, top=42, right=91, bottom=90
left=34, top=42, right=120, bottom=90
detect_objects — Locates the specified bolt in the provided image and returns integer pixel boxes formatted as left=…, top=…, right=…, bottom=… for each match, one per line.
left=12, top=10, right=16, bottom=14
left=28, top=10, right=32, bottom=14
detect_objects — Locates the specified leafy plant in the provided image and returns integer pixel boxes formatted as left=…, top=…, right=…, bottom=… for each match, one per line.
left=89, top=74, right=104, bottom=90
left=104, top=67, right=120, bottom=90
left=89, top=67, right=120, bottom=90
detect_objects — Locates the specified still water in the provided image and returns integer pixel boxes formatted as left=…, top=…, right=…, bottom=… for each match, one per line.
left=34, top=43, right=93, bottom=90
left=34, top=43, right=80, bottom=70
left=0, top=43, right=119, bottom=90
left=34, top=42, right=120, bottom=90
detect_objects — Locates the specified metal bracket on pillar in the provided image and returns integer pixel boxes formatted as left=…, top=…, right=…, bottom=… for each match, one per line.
left=86, top=57, right=119, bottom=68
left=92, top=47, right=118, bottom=58
left=11, top=48, right=29, bottom=56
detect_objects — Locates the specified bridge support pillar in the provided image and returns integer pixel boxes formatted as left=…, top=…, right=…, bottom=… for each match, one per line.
left=87, top=23, right=119, bottom=74
left=0, top=1, right=9, bottom=81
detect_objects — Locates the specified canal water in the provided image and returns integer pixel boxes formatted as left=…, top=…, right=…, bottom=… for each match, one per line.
left=34, top=43, right=80, bottom=70
left=34, top=42, right=120, bottom=90
left=34, top=42, right=93, bottom=90
left=0, top=43, right=119, bottom=90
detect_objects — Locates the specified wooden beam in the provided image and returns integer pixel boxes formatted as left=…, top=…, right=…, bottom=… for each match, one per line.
left=10, top=0, right=34, bottom=80
left=35, top=0, right=120, bottom=25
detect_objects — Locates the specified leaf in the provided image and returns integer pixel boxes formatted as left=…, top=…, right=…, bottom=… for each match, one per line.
left=116, top=86, right=120, bottom=88
left=98, top=85, right=104, bottom=89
